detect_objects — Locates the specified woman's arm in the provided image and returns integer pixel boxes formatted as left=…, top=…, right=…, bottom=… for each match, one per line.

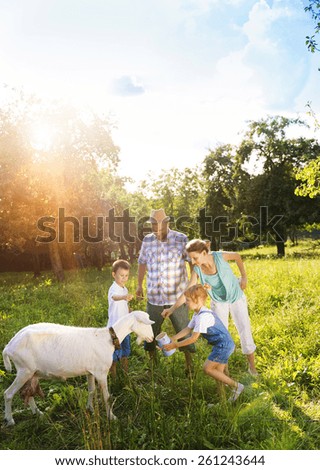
left=222, top=251, right=247, bottom=289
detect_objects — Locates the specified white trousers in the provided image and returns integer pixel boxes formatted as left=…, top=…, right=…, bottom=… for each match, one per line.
left=210, top=294, right=256, bottom=355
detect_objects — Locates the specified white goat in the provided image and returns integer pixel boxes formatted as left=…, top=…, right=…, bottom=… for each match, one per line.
left=3, top=310, right=154, bottom=425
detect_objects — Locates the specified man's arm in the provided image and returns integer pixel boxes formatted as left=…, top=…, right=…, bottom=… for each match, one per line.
left=136, top=263, right=147, bottom=298
left=161, top=269, right=198, bottom=318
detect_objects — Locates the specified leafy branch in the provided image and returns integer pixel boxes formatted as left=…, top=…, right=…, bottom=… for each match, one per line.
left=305, top=0, right=320, bottom=53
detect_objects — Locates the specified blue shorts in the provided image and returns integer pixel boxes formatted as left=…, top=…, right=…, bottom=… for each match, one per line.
left=113, top=334, right=131, bottom=362
left=207, top=341, right=235, bottom=364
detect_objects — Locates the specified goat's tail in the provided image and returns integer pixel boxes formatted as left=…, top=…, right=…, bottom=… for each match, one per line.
left=3, top=348, right=12, bottom=373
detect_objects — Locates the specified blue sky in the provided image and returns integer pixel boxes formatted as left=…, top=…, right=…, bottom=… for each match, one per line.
left=0, top=0, right=319, bottom=182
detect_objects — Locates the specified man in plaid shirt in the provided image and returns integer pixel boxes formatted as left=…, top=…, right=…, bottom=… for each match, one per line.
left=136, top=209, right=195, bottom=370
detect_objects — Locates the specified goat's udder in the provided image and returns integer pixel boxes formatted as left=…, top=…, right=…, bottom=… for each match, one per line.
left=20, top=376, right=45, bottom=406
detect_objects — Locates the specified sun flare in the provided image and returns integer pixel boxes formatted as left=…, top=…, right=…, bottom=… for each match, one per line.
left=29, top=122, right=55, bottom=151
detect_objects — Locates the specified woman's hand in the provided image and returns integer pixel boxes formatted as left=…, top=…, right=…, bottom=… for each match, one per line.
left=239, top=276, right=247, bottom=290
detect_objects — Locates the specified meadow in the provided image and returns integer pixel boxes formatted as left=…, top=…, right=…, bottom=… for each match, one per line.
left=0, top=241, right=319, bottom=450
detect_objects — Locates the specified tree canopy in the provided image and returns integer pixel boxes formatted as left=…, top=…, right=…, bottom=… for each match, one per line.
left=0, top=90, right=127, bottom=277
left=202, top=116, right=320, bottom=255
left=1, top=89, right=320, bottom=276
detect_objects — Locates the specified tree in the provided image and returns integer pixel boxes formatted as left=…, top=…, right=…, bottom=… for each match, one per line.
left=237, top=116, right=320, bottom=256
left=0, top=94, right=51, bottom=276
left=0, top=89, right=121, bottom=279
left=200, top=116, right=320, bottom=255
left=295, top=156, right=320, bottom=198
left=202, top=144, right=251, bottom=249
left=298, top=0, right=320, bottom=204
left=140, top=166, right=206, bottom=239
left=295, top=104, right=320, bottom=198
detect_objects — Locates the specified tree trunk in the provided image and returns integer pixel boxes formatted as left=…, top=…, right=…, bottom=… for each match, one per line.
left=210, top=236, right=219, bottom=251
left=48, top=240, right=65, bottom=281
left=32, top=249, right=41, bottom=278
left=25, top=239, right=41, bottom=277
left=59, top=226, right=78, bottom=270
left=276, top=241, right=285, bottom=257
left=275, top=226, right=287, bottom=258
left=92, top=242, right=104, bottom=271
left=128, top=243, right=135, bottom=263
left=119, top=241, right=127, bottom=260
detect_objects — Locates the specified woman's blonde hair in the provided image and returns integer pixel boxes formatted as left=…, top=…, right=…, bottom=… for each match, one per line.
left=184, top=284, right=208, bottom=303
left=186, top=239, right=208, bottom=254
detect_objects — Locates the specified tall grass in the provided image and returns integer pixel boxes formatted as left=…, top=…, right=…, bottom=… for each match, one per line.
left=0, top=242, right=319, bottom=449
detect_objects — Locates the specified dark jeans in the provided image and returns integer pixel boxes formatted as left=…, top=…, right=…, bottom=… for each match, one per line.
left=145, top=302, right=196, bottom=353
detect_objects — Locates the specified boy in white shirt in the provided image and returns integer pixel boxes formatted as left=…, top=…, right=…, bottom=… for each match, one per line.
left=163, top=284, right=244, bottom=402
left=107, top=260, right=133, bottom=377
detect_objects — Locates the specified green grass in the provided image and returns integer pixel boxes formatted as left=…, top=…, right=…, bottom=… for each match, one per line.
left=0, top=242, right=320, bottom=450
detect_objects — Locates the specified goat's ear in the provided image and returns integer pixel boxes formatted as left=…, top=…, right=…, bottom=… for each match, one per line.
left=132, top=310, right=152, bottom=324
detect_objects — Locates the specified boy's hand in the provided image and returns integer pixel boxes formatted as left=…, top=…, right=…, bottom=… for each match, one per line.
left=163, top=341, right=176, bottom=351
left=126, top=294, right=134, bottom=301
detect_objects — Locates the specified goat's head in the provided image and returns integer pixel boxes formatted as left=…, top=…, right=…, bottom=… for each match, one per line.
left=131, top=310, right=154, bottom=345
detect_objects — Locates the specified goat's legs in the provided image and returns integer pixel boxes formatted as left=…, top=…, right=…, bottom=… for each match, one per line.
left=86, top=374, right=96, bottom=412
left=4, top=368, right=34, bottom=425
left=28, top=397, right=43, bottom=417
left=96, top=376, right=117, bottom=420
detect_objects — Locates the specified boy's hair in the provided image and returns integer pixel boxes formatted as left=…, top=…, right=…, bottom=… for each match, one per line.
left=112, top=259, right=131, bottom=273
left=186, top=239, right=209, bottom=254
left=184, top=284, right=208, bottom=303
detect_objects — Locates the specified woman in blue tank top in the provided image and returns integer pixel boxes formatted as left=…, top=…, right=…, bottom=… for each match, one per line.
left=162, top=239, right=257, bottom=376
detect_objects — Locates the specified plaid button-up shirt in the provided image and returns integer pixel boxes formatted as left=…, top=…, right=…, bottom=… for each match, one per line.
left=138, top=229, right=189, bottom=306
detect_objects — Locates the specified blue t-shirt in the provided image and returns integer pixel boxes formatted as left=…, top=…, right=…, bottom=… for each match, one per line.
left=194, top=252, right=243, bottom=303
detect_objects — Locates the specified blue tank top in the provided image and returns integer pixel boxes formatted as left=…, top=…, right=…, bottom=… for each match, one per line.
left=194, top=252, right=243, bottom=303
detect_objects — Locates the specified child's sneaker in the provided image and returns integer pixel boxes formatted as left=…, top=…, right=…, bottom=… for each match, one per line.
left=229, top=383, right=244, bottom=402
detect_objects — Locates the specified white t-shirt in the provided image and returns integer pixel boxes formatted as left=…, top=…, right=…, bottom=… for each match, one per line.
left=188, top=308, right=216, bottom=334
left=107, top=281, right=129, bottom=327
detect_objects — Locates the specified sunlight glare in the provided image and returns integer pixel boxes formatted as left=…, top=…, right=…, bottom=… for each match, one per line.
left=30, top=122, right=55, bottom=151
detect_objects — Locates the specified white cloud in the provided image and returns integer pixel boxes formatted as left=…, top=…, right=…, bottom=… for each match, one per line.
left=112, top=76, right=145, bottom=97
left=243, top=0, right=285, bottom=43
left=219, top=0, right=312, bottom=110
